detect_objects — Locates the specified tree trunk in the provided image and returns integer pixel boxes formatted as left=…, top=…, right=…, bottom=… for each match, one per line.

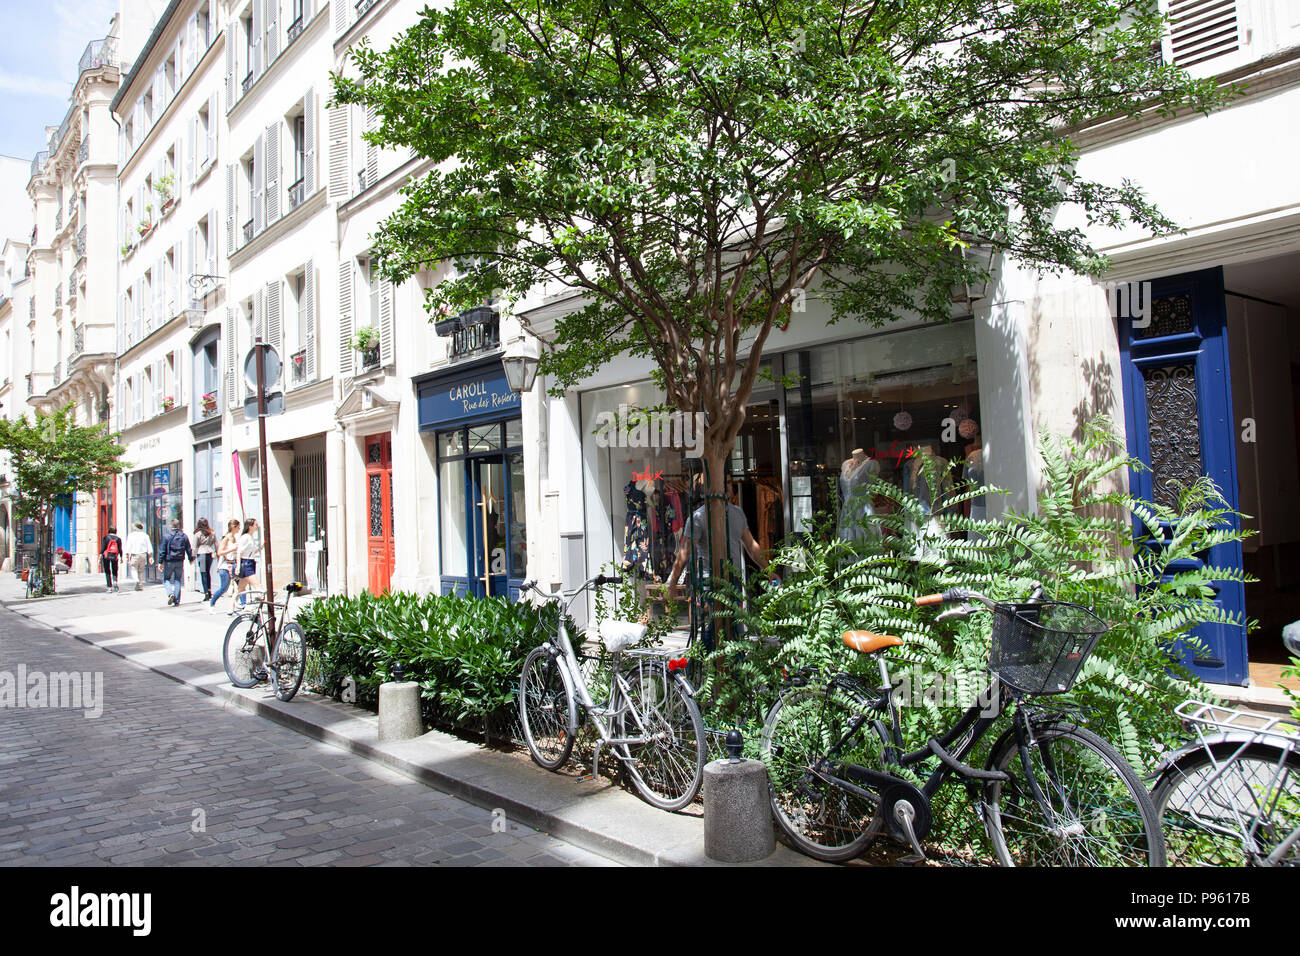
left=700, top=433, right=738, bottom=646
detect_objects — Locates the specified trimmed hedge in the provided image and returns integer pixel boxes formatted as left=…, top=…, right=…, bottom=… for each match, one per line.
left=295, top=590, right=560, bottom=733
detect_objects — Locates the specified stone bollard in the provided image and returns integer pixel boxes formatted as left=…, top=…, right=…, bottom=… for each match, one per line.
left=378, top=681, right=423, bottom=742
left=703, top=731, right=775, bottom=863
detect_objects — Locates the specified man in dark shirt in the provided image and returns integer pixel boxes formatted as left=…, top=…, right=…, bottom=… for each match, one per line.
left=157, top=519, right=194, bottom=606
left=100, top=526, right=123, bottom=592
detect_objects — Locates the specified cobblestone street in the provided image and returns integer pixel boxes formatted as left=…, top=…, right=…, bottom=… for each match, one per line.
left=0, top=605, right=616, bottom=866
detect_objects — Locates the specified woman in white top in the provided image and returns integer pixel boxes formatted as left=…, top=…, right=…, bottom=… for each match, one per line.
left=123, top=521, right=154, bottom=591
left=208, top=519, right=241, bottom=614
left=230, top=517, right=261, bottom=614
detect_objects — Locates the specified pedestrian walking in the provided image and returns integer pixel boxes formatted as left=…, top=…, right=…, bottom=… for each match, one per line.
left=158, top=518, right=194, bottom=607
left=208, top=519, right=240, bottom=614
left=230, top=517, right=260, bottom=614
left=99, top=526, right=123, bottom=592
left=193, top=518, right=217, bottom=602
left=124, top=521, right=153, bottom=590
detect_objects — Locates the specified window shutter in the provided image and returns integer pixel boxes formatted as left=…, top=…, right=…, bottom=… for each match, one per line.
left=251, top=0, right=263, bottom=79
left=186, top=116, right=196, bottom=183
left=224, top=306, right=237, bottom=407
left=365, top=106, right=378, bottom=189
left=224, top=21, right=235, bottom=105
left=225, top=164, right=236, bottom=254
left=338, top=261, right=353, bottom=376
left=207, top=93, right=217, bottom=163
left=333, top=0, right=349, bottom=33
left=327, top=104, right=349, bottom=200
left=153, top=67, right=165, bottom=119
left=264, top=0, right=280, bottom=64
left=207, top=208, right=218, bottom=277
left=265, top=279, right=282, bottom=354
left=185, top=15, right=196, bottom=74
left=1168, top=0, right=1240, bottom=68
left=186, top=229, right=196, bottom=310
left=304, top=260, right=316, bottom=381
left=303, top=88, right=316, bottom=195
left=153, top=359, right=163, bottom=416
left=379, top=279, right=393, bottom=366
left=253, top=133, right=265, bottom=234
left=264, top=122, right=280, bottom=224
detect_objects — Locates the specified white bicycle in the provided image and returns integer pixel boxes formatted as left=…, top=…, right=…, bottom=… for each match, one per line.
left=517, top=574, right=706, bottom=812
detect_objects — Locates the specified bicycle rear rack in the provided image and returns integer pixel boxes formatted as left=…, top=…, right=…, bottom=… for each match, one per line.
left=1175, top=699, right=1299, bottom=744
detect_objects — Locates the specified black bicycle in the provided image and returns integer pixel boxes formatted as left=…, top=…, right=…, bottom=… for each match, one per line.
left=760, top=585, right=1165, bottom=865
left=223, top=582, right=307, bottom=702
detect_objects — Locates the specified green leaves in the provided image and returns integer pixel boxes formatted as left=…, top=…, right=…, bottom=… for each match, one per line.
left=295, top=590, right=562, bottom=730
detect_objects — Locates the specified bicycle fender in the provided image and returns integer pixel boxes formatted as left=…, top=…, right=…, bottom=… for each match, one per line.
left=1147, top=732, right=1299, bottom=788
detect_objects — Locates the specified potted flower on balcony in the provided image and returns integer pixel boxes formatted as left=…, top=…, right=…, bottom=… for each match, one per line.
left=351, top=326, right=381, bottom=366
left=161, top=396, right=175, bottom=412
left=201, top=391, right=218, bottom=415
left=433, top=303, right=460, bottom=337
left=156, top=173, right=175, bottom=214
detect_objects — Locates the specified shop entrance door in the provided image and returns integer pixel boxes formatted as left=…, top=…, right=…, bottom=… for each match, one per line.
left=469, top=456, right=508, bottom=597
left=96, top=485, right=114, bottom=568
left=1119, top=266, right=1247, bottom=685
left=365, top=433, right=395, bottom=595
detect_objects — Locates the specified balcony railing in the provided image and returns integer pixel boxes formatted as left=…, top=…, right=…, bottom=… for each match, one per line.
left=449, top=307, right=501, bottom=358
left=242, top=70, right=254, bottom=95
left=25, top=373, right=33, bottom=397
left=67, top=275, right=77, bottom=300
left=67, top=195, right=76, bottom=219
left=54, top=286, right=62, bottom=309
left=52, top=362, right=61, bottom=385
left=30, top=151, right=47, bottom=181
left=242, top=218, right=254, bottom=243
left=54, top=208, right=62, bottom=232
left=78, top=139, right=88, bottom=166
left=78, top=36, right=117, bottom=74
left=71, top=325, right=84, bottom=361
left=356, top=0, right=377, bottom=18
left=357, top=168, right=368, bottom=192
left=288, top=177, right=305, bottom=210
left=290, top=348, right=308, bottom=384
left=75, top=227, right=86, bottom=260
left=287, top=15, right=304, bottom=43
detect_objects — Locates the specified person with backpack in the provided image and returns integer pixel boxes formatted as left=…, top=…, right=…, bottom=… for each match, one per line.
left=158, top=518, right=194, bottom=607
left=100, top=526, right=123, bottom=592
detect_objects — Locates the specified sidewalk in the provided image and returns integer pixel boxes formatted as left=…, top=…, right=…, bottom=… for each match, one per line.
left=0, top=573, right=815, bottom=867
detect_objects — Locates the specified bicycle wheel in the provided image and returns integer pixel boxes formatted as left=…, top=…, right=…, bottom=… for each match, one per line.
left=1152, top=742, right=1300, bottom=866
left=519, top=645, right=576, bottom=770
left=614, top=659, right=706, bottom=812
left=270, top=622, right=306, bottom=702
left=985, top=720, right=1165, bottom=866
left=223, top=614, right=263, bottom=689
left=760, top=681, right=886, bottom=861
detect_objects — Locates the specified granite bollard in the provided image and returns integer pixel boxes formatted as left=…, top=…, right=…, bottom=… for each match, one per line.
left=704, top=732, right=775, bottom=863
left=378, top=681, right=423, bottom=742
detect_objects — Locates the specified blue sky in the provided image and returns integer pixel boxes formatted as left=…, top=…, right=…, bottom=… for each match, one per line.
left=0, top=0, right=120, bottom=161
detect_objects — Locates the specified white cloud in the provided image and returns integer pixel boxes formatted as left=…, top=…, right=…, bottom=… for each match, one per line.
left=0, top=70, right=69, bottom=100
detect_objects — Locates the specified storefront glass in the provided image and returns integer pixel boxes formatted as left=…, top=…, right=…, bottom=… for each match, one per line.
left=127, top=461, right=183, bottom=583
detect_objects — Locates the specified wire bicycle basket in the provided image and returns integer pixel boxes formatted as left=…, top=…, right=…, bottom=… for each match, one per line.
left=988, top=601, right=1108, bottom=695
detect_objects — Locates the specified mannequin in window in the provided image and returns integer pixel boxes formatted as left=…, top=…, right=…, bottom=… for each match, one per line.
left=963, top=427, right=986, bottom=522
left=903, top=444, right=952, bottom=544
left=838, top=448, right=880, bottom=542
left=622, top=479, right=651, bottom=576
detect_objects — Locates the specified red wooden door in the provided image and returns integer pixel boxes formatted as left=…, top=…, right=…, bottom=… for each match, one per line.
left=365, top=433, right=395, bottom=594
left=96, top=484, right=115, bottom=571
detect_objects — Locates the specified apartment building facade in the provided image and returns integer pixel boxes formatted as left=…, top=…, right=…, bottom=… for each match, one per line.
left=24, top=34, right=123, bottom=568
left=0, top=161, right=34, bottom=567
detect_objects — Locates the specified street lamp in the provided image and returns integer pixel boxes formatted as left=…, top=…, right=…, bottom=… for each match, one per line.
left=186, top=273, right=223, bottom=328
left=503, top=335, right=540, bottom=393
left=950, top=242, right=997, bottom=307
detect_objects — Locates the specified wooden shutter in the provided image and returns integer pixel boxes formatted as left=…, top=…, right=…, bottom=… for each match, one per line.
left=264, top=122, right=280, bottom=223
left=224, top=306, right=237, bottom=408
left=364, top=106, right=378, bottom=189
left=224, top=21, right=235, bottom=105
left=224, top=164, right=236, bottom=254
left=250, top=0, right=263, bottom=79
left=186, top=115, right=196, bottom=183
left=265, top=279, right=282, bottom=354
left=1168, top=0, right=1239, bottom=68
left=264, top=0, right=280, bottom=65
left=338, top=260, right=353, bottom=376
left=207, top=208, right=218, bottom=277
left=207, top=93, right=218, bottom=163
left=333, top=0, right=349, bottom=33
left=303, top=88, right=316, bottom=195
left=379, top=278, right=393, bottom=366
left=327, top=104, right=349, bottom=200
left=303, top=260, right=316, bottom=380
left=253, top=133, right=265, bottom=234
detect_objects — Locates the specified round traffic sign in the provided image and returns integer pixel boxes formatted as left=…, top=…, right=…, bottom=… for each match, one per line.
left=244, top=344, right=282, bottom=390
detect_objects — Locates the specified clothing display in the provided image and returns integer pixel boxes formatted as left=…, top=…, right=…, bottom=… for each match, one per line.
left=964, top=447, right=986, bottom=520
left=622, top=481, right=652, bottom=575
left=838, top=451, right=881, bottom=542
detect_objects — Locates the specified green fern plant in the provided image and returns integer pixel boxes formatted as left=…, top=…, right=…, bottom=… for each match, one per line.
left=698, top=421, right=1252, bottom=851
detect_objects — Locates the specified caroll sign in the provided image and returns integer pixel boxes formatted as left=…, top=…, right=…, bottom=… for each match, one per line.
left=416, top=360, right=521, bottom=431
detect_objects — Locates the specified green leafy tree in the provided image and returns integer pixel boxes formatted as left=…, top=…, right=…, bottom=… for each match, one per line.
left=334, top=0, right=1225, bottom=570
left=0, top=406, right=128, bottom=594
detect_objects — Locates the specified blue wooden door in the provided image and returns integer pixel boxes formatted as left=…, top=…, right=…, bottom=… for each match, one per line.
left=1118, top=266, right=1247, bottom=685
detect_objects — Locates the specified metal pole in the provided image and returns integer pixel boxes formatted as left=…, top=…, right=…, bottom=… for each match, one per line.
left=255, top=337, right=277, bottom=650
